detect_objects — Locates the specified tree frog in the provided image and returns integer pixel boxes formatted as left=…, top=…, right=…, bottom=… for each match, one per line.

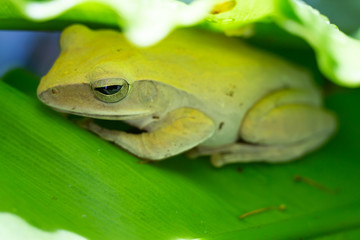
left=37, top=24, right=336, bottom=167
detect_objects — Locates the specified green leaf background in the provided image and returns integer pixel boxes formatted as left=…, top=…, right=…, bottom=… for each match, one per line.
left=1, top=0, right=360, bottom=239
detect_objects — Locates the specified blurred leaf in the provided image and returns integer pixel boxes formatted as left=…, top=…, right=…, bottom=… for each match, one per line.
left=1, top=69, right=360, bottom=239
left=0, top=0, right=119, bottom=30
left=274, top=0, right=360, bottom=87
left=204, top=0, right=274, bottom=30
left=303, top=0, right=360, bottom=34
left=3, top=0, right=360, bottom=87
left=8, top=0, right=215, bottom=46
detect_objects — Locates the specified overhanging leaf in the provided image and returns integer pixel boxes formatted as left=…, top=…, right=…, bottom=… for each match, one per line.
left=7, top=0, right=360, bottom=87
left=274, top=0, right=360, bottom=87
left=10, top=0, right=216, bottom=46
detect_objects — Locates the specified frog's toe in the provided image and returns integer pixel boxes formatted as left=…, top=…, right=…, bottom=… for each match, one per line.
left=210, top=154, right=224, bottom=168
left=186, top=148, right=201, bottom=159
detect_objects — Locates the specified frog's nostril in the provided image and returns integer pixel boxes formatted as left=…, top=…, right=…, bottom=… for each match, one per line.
left=51, top=87, right=59, bottom=95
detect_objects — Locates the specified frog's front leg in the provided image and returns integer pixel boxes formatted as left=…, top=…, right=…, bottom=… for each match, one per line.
left=191, top=89, right=336, bottom=167
left=86, top=108, right=216, bottom=160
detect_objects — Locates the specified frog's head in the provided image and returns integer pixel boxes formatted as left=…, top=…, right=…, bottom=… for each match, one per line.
left=37, top=24, right=170, bottom=120
left=38, top=75, right=165, bottom=120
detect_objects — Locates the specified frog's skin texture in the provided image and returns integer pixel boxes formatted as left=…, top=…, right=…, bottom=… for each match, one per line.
left=37, top=24, right=336, bottom=167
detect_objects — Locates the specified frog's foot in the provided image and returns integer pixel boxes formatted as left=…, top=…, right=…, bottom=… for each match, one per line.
left=75, top=118, right=119, bottom=142
left=209, top=134, right=331, bottom=167
left=85, top=120, right=126, bottom=142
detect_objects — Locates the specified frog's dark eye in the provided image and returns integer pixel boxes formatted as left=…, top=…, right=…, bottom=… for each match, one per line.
left=95, top=85, right=122, bottom=95
left=91, top=78, right=129, bottom=103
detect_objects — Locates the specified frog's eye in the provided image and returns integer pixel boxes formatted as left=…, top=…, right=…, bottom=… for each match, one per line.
left=91, top=78, right=129, bottom=103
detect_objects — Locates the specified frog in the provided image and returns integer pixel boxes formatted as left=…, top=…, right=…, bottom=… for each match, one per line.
left=37, top=24, right=336, bottom=167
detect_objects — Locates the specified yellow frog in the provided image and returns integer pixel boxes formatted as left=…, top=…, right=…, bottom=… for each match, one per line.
left=37, top=24, right=336, bottom=167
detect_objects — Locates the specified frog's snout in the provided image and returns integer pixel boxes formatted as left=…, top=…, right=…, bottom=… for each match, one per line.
left=37, top=84, right=55, bottom=100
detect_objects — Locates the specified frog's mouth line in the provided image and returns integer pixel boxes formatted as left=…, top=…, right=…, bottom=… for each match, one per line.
left=51, top=107, right=150, bottom=120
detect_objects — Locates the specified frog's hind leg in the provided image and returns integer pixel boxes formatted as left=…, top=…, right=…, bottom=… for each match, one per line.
left=208, top=135, right=331, bottom=167
left=191, top=89, right=337, bottom=167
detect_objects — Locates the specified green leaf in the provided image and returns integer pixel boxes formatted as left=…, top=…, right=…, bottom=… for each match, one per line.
left=1, top=69, right=360, bottom=239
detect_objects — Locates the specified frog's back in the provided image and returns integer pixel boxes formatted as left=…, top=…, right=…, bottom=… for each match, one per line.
left=82, top=27, right=317, bottom=110
left=134, top=28, right=318, bottom=105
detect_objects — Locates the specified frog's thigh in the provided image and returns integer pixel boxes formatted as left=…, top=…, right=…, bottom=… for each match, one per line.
left=87, top=108, right=215, bottom=160
left=240, top=89, right=336, bottom=145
